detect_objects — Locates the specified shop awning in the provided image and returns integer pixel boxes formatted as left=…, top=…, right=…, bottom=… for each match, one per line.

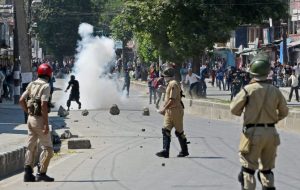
left=288, top=40, right=300, bottom=48
left=235, top=48, right=257, bottom=55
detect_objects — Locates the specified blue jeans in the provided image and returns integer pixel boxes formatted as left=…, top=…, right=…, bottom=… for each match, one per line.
left=149, top=86, right=156, bottom=104
left=277, top=78, right=283, bottom=87
left=217, top=79, right=225, bottom=90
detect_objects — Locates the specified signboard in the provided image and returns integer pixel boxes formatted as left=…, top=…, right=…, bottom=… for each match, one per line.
left=263, top=28, right=269, bottom=44
left=21, top=72, right=33, bottom=84
left=292, top=15, right=298, bottom=21
left=115, top=40, right=123, bottom=49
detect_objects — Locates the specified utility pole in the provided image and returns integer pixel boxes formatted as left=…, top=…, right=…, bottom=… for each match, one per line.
left=282, top=23, right=288, bottom=65
left=13, top=0, right=32, bottom=97
left=13, top=0, right=20, bottom=104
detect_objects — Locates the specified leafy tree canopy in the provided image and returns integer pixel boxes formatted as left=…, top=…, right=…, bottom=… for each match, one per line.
left=34, top=0, right=107, bottom=62
left=111, top=0, right=288, bottom=63
left=97, top=0, right=123, bottom=36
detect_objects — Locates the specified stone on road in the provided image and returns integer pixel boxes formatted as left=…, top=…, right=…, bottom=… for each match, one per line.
left=68, top=139, right=91, bottom=149
left=109, top=104, right=120, bottom=115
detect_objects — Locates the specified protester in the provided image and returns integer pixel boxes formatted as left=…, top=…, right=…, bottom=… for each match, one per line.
left=288, top=70, right=299, bottom=102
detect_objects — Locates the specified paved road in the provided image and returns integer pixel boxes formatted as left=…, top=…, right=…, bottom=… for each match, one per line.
left=0, top=104, right=26, bottom=153
left=0, top=79, right=300, bottom=190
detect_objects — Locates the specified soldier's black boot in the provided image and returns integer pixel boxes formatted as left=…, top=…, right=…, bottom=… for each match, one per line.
left=36, top=163, right=54, bottom=182
left=24, top=165, right=35, bottom=182
left=175, top=131, right=189, bottom=157
left=238, top=167, right=256, bottom=190
left=156, top=128, right=171, bottom=158
left=36, top=173, right=54, bottom=182
left=238, top=170, right=245, bottom=190
left=257, top=170, right=276, bottom=190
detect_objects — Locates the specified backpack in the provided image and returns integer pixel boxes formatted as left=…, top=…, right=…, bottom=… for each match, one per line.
left=26, top=82, right=47, bottom=116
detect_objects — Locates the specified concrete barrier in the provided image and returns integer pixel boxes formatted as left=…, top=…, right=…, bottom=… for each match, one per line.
left=131, top=81, right=300, bottom=134
left=0, top=146, right=26, bottom=179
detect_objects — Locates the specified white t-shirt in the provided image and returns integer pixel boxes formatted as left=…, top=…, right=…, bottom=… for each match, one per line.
left=289, top=74, right=299, bottom=87
left=267, top=70, right=273, bottom=80
left=293, top=65, right=300, bottom=77
left=185, top=73, right=200, bottom=85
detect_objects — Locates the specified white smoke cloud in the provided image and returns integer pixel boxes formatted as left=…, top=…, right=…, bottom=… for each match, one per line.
left=60, top=23, right=125, bottom=110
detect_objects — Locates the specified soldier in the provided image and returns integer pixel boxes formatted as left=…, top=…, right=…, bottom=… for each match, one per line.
left=230, top=53, right=288, bottom=190
left=156, top=67, right=189, bottom=158
left=19, top=63, right=55, bottom=182
left=65, top=75, right=81, bottom=111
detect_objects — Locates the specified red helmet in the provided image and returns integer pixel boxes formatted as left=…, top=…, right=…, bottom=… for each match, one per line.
left=37, top=63, right=53, bottom=78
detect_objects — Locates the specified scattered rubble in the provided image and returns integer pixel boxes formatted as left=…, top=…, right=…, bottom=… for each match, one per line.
left=82, top=109, right=89, bottom=116
left=110, top=104, right=120, bottom=115
left=58, top=106, right=69, bottom=117
left=60, top=130, right=73, bottom=139
left=143, top=107, right=150, bottom=116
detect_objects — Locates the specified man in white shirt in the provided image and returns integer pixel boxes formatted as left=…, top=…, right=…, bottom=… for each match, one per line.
left=293, top=62, right=300, bottom=85
left=185, top=68, right=200, bottom=99
left=288, top=70, right=299, bottom=102
left=293, top=62, right=300, bottom=77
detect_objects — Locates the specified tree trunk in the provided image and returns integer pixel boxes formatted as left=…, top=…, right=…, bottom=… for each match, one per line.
left=192, top=55, right=201, bottom=74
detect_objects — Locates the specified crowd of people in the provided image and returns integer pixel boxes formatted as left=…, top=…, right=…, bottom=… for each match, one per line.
left=32, top=58, right=75, bottom=80
left=133, top=57, right=300, bottom=105
left=2, top=54, right=300, bottom=105
left=178, top=59, right=251, bottom=101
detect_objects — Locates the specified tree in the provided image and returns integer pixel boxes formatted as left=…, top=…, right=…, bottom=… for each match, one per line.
left=111, top=0, right=288, bottom=64
left=34, top=0, right=107, bottom=63
left=135, top=32, right=159, bottom=63
left=97, top=0, right=123, bottom=36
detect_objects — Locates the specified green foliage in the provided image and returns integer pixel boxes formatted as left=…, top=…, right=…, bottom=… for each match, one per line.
left=34, top=0, right=106, bottom=61
left=135, top=33, right=158, bottom=63
left=98, top=0, right=123, bottom=36
left=111, top=0, right=288, bottom=63
left=110, top=14, right=133, bottom=42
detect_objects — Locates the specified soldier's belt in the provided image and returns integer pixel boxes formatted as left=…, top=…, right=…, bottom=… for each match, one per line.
left=245, top=123, right=275, bottom=129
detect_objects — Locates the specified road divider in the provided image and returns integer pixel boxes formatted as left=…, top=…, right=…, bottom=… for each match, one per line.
left=131, top=80, right=300, bottom=134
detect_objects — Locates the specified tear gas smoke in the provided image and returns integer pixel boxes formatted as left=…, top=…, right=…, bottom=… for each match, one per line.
left=60, top=23, right=125, bottom=110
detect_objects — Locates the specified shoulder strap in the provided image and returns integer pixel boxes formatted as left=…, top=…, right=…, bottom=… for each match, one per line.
left=30, top=82, right=47, bottom=98
left=242, top=87, right=249, bottom=105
